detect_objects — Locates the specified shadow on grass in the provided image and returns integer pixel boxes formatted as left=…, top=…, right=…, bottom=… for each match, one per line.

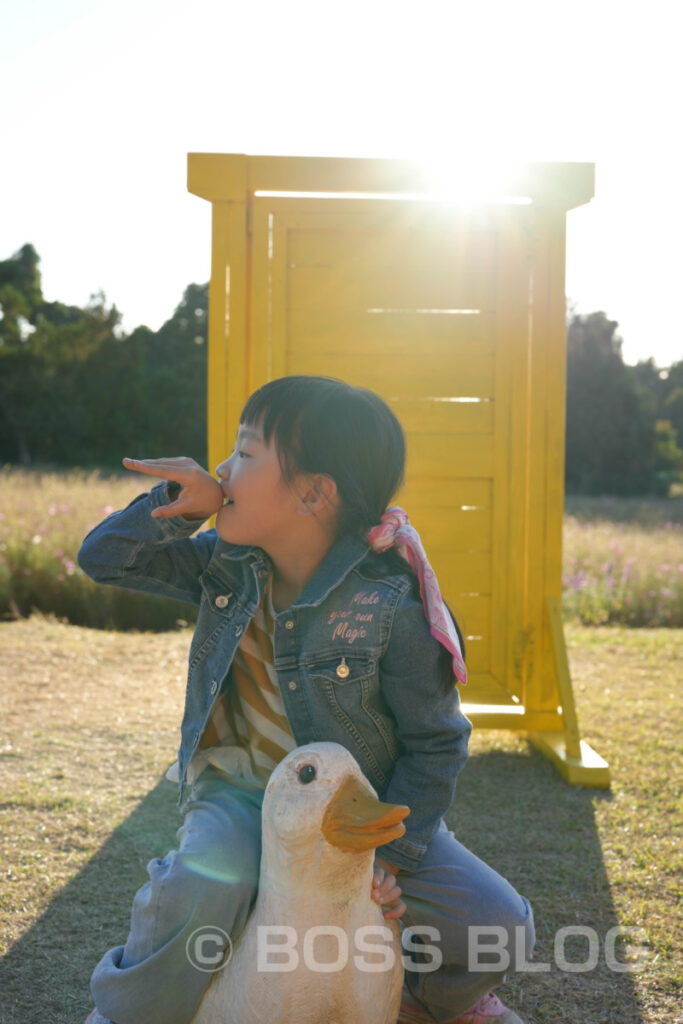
left=449, top=743, right=644, bottom=1024
left=2, top=748, right=644, bottom=1024
left=1, top=777, right=181, bottom=1024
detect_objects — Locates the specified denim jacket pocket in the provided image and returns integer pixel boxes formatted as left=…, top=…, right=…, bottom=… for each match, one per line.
left=307, top=656, right=399, bottom=786
left=308, top=656, right=376, bottom=687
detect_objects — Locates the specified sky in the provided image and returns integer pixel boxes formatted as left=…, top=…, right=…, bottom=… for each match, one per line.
left=1, top=0, right=681, bottom=368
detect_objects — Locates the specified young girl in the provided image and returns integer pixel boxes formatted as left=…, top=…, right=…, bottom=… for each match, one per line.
left=78, top=376, right=534, bottom=1024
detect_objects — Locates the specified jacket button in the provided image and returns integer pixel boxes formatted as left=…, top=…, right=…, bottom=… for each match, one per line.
left=215, top=594, right=230, bottom=609
left=285, top=620, right=294, bottom=630
left=210, top=680, right=218, bottom=695
left=288, top=681, right=297, bottom=690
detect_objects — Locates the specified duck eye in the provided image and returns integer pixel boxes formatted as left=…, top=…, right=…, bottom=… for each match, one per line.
left=298, top=764, right=316, bottom=784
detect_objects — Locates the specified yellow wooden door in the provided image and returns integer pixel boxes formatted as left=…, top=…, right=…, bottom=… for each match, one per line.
left=248, top=197, right=535, bottom=710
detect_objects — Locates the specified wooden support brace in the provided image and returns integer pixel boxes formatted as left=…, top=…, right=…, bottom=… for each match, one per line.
left=528, top=597, right=610, bottom=788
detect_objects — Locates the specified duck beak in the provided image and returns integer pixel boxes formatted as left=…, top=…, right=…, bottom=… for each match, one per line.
left=321, top=776, right=410, bottom=853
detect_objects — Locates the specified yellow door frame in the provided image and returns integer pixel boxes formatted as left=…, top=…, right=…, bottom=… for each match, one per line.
left=187, top=153, right=609, bottom=788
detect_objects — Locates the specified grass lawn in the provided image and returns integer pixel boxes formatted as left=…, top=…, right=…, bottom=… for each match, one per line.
left=0, top=617, right=681, bottom=1024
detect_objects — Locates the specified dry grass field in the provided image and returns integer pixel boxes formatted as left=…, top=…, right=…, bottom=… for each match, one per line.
left=0, top=617, right=681, bottom=1024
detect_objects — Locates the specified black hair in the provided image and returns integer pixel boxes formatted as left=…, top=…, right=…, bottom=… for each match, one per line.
left=240, top=376, right=406, bottom=536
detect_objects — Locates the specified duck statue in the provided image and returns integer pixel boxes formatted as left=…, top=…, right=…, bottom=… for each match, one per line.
left=191, top=741, right=410, bottom=1024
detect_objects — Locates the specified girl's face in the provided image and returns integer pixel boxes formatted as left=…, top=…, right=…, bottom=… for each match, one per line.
left=214, top=422, right=303, bottom=550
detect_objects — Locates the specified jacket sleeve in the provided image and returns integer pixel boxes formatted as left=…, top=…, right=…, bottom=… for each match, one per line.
left=77, top=482, right=217, bottom=606
left=375, top=588, right=471, bottom=870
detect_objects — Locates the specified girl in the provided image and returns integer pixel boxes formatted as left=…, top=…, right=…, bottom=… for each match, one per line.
left=78, top=376, right=534, bottom=1024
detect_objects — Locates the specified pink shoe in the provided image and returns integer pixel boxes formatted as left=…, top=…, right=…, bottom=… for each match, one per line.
left=398, top=990, right=524, bottom=1024
left=455, top=991, right=524, bottom=1024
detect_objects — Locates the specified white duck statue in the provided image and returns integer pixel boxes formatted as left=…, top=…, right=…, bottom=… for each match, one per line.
left=191, top=741, right=410, bottom=1024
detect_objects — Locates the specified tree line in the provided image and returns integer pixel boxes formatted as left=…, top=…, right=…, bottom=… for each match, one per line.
left=1, top=244, right=682, bottom=495
left=565, top=311, right=682, bottom=494
left=0, top=244, right=207, bottom=468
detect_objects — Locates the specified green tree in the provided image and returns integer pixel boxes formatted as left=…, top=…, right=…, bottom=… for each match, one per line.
left=663, top=385, right=683, bottom=450
left=565, top=312, right=658, bottom=494
left=141, top=282, right=208, bottom=464
left=658, top=360, right=683, bottom=451
left=0, top=243, right=209, bottom=468
left=0, top=243, right=42, bottom=324
left=32, top=293, right=122, bottom=463
left=0, top=244, right=45, bottom=463
left=0, top=245, right=122, bottom=464
left=652, top=419, right=683, bottom=495
left=68, top=281, right=208, bottom=468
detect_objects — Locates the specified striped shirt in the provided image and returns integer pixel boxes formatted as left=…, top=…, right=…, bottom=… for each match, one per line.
left=191, top=578, right=296, bottom=787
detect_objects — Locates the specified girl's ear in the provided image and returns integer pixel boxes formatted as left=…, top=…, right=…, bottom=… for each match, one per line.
left=297, top=473, right=339, bottom=517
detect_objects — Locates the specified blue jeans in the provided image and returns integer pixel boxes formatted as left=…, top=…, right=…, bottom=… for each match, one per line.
left=399, top=821, right=534, bottom=1019
left=91, top=769, right=534, bottom=1024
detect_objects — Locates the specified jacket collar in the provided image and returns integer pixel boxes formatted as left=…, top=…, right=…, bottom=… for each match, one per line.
left=217, top=532, right=369, bottom=607
left=294, top=532, right=369, bottom=608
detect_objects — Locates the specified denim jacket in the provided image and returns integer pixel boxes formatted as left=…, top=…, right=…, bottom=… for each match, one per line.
left=78, top=482, right=471, bottom=870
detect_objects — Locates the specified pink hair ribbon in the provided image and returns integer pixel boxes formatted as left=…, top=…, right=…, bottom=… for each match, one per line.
left=367, top=506, right=467, bottom=684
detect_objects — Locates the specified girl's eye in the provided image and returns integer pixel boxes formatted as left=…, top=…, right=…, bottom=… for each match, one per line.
left=298, top=764, right=316, bottom=784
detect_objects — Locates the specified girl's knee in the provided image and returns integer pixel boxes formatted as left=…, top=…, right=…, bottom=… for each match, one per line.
left=488, top=894, right=535, bottom=972
left=507, top=897, right=535, bottom=969
left=465, top=891, right=534, bottom=976
left=137, top=847, right=258, bottom=957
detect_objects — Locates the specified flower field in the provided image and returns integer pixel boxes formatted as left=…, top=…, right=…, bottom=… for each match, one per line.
left=0, top=467, right=198, bottom=630
left=1, top=468, right=682, bottom=628
left=563, top=496, right=683, bottom=626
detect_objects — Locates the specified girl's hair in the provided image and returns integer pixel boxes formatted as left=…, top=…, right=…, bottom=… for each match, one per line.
left=240, top=376, right=406, bottom=535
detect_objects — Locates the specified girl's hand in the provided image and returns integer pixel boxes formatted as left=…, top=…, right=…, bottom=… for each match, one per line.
left=122, top=457, right=224, bottom=521
left=372, top=858, right=406, bottom=920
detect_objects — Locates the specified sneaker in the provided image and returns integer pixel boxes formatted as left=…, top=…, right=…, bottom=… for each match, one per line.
left=83, top=1011, right=113, bottom=1024
left=454, top=992, right=524, bottom=1024
left=398, top=989, right=524, bottom=1024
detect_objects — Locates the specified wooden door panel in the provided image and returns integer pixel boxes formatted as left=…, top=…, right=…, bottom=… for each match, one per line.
left=250, top=200, right=532, bottom=702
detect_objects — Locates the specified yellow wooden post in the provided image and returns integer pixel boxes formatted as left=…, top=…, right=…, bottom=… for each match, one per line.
left=530, top=596, right=609, bottom=786
left=188, top=154, right=610, bottom=788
